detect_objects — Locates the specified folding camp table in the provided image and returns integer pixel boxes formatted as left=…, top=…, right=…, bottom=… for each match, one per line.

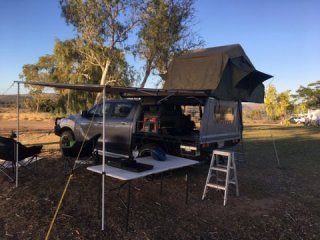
left=87, top=154, right=198, bottom=231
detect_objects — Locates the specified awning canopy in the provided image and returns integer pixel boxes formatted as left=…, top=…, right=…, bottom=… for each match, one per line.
left=163, top=44, right=272, bottom=103
left=15, top=81, right=208, bottom=97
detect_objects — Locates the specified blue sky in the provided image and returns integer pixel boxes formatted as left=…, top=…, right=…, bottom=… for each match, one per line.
left=0, top=0, right=319, bottom=94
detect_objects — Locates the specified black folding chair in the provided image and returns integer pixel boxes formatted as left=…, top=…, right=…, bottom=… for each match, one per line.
left=61, top=134, right=101, bottom=174
left=0, top=136, right=43, bottom=181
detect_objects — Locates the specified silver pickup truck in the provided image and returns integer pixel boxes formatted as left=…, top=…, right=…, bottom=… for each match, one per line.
left=54, top=97, right=242, bottom=160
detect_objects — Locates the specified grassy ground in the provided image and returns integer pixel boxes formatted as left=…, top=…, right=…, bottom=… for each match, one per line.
left=0, top=124, right=319, bottom=239
left=0, top=108, right=53, bottom=121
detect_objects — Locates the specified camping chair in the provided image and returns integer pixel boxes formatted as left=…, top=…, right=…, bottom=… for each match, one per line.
left=0, top=136, right=43, bottom=181
left=61, top=134, right=101, bottom=175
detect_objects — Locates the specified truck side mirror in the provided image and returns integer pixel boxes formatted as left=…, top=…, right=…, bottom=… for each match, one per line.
left=81, top=110, right=88, bottom=117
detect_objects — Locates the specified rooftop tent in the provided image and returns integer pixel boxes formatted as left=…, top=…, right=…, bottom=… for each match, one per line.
left=163, top=44, right=272, bottom=103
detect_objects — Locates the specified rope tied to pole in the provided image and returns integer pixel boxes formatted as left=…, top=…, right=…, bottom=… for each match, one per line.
left=0, top=82, right=15, bottom=95
left=45, top=109, right=99, bottom=240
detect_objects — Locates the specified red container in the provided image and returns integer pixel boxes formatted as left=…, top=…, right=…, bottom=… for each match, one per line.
left=143, top=116, right=158, bottom=132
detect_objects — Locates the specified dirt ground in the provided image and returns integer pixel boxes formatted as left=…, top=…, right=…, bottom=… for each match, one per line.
left=0, top=119, right=54, bottom=132
left=0, top=120, right=320, bottom=240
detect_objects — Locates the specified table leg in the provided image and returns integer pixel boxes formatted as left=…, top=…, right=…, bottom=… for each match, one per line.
left=98, top=175, right=101, bottom=218
left=160, top=172, right=163, bottom=195
left=125, top=181, right=131, bottom=232
left=185, top=167, right=190, bottom=205
left=98, top=174, right=106, bottom=231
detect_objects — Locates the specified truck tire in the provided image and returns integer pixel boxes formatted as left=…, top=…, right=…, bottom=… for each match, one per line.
left=139, top=143, right=161, bottom=157
left=60, top=130, right=75, bottom=150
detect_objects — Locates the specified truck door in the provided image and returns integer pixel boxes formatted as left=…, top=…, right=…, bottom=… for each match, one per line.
left=76, top=102, right=110, bottom=140
left=106, top=102, right=135, bottom=156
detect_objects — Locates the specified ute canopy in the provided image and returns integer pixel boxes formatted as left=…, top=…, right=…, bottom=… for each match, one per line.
left=163, top=44, right=272, bottom=103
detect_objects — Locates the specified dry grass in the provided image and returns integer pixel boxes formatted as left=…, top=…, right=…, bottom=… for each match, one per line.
left=0, top=108, right=53, bottom=121
left=0, top=122, right=320, bottom=239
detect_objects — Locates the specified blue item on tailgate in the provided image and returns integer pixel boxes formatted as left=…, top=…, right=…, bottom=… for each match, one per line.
left=151, top=147, right=166, bottom=161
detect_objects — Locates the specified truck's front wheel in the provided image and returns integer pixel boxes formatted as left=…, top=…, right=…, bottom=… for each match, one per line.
left=60, top=130, right=75, bottom=150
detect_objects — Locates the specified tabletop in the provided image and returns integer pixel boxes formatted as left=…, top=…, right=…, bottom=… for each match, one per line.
left=87, top=154, right=198, bottom=181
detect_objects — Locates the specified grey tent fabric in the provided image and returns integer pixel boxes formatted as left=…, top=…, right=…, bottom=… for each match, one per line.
left=15, top=81, right=208, bottom=97
left=163, top=44, right=272, bottom=103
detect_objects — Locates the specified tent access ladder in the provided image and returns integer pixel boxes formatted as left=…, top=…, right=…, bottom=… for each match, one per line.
left=202, top=150, right=239, bottom=206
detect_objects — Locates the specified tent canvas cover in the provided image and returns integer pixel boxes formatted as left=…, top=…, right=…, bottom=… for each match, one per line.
left=163, top=44, right=272, bottom=103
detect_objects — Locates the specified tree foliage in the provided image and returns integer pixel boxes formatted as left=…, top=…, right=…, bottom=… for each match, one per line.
left=293, top=103, right=307, bottom=115
left=136, top=0, right=203, bottom=87
left=21, top=39, right=135, bottom=113
left=264, top=85, right=277, bottom=120
left=21, top=55, right=56, bottom=112
left=21, top=0, right=203, bottom=111
left=295, top=80, right=320, bottom=108
left=264, top=85, right=291, bottom=120
left=60, top=0, right=141, bottom=88
left=276, top=90, right=291, bottom=119
left=244, top=109, right=265, bottom=121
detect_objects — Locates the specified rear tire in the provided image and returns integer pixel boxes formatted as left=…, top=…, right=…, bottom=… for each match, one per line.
left=138, top=143, right=160, bottom=157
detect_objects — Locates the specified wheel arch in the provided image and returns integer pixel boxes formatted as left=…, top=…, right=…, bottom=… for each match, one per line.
left=60, top=127, right=74, bottom=136
left=138, top=142, right=166, bottom=157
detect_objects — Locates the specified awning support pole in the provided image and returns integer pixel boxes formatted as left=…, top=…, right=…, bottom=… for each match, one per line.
left=16, top=82, right=20, bottom=187
left=102, top=86, right=106, bottom=230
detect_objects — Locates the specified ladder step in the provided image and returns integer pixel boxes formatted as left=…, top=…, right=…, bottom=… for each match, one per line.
left=229, top=180, right=236, bottom=184
left=207, top=183, right=226, bottom=190
left=216, top=164, right=234, bottom=169
left=211, top=167, right=228, bottom=172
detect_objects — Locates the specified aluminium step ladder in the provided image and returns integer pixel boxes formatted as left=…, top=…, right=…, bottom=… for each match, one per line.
left=202, top=150, right=239, bottom=206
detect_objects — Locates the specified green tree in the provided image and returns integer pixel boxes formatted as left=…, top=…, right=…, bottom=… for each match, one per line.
left=295, top=80, right=320, bottom=108
left=264, top=85, right=278, bottom=120
left=22, top=88, right=44, bottom=112
left=21, top=55, right=56, bottom=112
left=294, top=103, right=307, bottom=115
left=21, top=39, right=135, bottom=113
left=60, top=0, right=141, bottom=99
left=136, top=0, right=203, bottom=87
left=276, top=90, right=291, bottom=119
left=21, top=0, right=204, bottom=111
left=264, top=85, right=291, bottom=120
left=53, top=39, right=135, bottom=112
left=244, top=109, right=264, bottom=121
